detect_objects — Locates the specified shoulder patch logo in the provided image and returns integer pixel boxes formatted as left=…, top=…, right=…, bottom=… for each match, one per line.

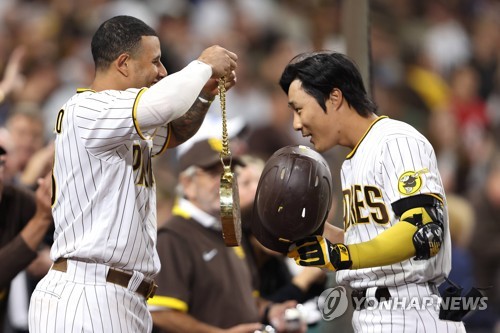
left=398, top=168, right=429, bottom=195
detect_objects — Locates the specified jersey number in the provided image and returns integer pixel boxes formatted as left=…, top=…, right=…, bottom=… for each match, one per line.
left=133, top=144, right=154, bottom=187
left=343, top=185, right=389, bottom=231
left=55, top=109, right=64, bottom=134
left=50, top=109, right=65, bottom=206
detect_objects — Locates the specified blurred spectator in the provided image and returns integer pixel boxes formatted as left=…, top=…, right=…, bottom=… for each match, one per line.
left=464, top=128, right=497, bottom=198
left=403, top=46, right=451, bottom=113
left=439, top=194, right=499, bottom=332
left=5, top=104, right=45, bottom=182
left=0, top=139, right=53, bottom=331
left=469, top=153, right=500, bottom=332
left=468, top=6, right=500, bottom=101
left=440, top=196, right=474, bottom=308
left=427, top=110, right=470, bottom=194
left=448, top=64, right=490, bottom=148
left=422, top=1, right=471, bottom=77
left=0, top=46, right=25, bottom=124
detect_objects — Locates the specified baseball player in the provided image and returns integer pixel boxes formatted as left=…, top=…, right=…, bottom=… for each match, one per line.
left=28, top=15, right=237, bottom=333
left=281, top=52, right=466, bottom=331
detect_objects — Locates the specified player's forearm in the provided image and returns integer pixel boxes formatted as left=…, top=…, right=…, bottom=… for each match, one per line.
left=323, top=222, right=344, bottom=244
left=136, top=60, right=212, bottom=130
left=166, top=98, right=211, bottom=148
left=151, top=310, right=223, bottom=333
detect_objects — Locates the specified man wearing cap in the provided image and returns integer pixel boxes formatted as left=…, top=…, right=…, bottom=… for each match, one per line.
left=148, top=138, right=299, bottom=333
left=0, top=132, right=53, bottom=329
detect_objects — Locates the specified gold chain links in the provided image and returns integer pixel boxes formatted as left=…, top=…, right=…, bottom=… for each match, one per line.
left=218, top=77, right=231, bottom=161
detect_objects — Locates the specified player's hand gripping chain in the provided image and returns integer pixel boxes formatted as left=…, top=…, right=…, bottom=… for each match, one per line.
left=288, top=236, right=352, bottom=271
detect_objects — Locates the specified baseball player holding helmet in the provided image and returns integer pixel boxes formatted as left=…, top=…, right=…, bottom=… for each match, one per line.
left=255, top=51, right=466, bottom=332
left=28, top=15, right=237, bottom=333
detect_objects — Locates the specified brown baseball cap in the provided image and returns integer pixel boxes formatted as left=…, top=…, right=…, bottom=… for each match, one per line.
left=178, top=137, right=244, bottom=171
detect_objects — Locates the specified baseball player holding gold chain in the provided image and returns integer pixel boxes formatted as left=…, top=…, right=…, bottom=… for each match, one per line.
left=28, top=15, right=237, bottom=333
left=281, top=52, right=466, bottom=331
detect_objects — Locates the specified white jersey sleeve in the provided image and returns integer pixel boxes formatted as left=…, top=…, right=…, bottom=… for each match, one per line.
left=381, top=133, right=445, bottom=203
left=135, top=60, right=212, bottom=131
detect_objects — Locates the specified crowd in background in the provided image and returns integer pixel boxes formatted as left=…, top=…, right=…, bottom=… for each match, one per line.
left=0, top=0, right=499, bottom=332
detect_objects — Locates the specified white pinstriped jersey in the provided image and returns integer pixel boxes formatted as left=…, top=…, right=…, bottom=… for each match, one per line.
left=336, top=116, right=451, bottom=289
left=51, top=88, right=169, bottom=278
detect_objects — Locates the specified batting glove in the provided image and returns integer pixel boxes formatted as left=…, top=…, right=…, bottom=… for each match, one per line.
left=287, top=236, right=353, bottom=271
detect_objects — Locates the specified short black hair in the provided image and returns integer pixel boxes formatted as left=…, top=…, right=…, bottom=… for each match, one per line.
left=91, top=15, right=158, bottom=70
left=279, top=51, right=378, bottom=116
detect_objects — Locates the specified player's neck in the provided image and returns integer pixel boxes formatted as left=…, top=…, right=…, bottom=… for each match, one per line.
left=90, top=72, right=128, bottom=92
left=342, top=112, right=378, bottom=149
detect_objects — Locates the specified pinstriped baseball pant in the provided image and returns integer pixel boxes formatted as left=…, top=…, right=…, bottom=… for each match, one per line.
left=28, top=260, right=153, bottom=333
left=352, top=283, right=467, bottom=332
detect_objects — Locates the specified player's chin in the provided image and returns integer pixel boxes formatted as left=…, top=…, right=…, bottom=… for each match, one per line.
left=315, top=142, right=332, bottom=153
left=310, top=138, right=323, bottom=152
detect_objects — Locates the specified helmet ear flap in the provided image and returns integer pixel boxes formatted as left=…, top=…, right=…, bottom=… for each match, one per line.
left=251, top=145, right=333, bottom=253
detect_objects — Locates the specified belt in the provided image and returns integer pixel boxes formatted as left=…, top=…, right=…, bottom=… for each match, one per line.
left=52, top=258, right=157, bottom=299
left=351, top=287, right=391, bottom=310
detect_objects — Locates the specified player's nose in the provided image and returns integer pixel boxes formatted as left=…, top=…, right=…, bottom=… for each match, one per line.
left=292, top=112, right=302, bottom=131
left=158, top=62, right=167, bottom=78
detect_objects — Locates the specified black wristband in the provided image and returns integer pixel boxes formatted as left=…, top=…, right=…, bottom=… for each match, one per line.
left=262, top=303, right=273, bottom=325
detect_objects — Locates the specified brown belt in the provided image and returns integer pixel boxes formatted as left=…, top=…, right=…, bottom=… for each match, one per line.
left=52, top=258, right=157, bottom=299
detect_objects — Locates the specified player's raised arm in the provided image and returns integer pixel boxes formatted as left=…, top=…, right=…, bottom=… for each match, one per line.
left=166, top=69, right=237, bottom=148
left=135, top=45, right=237, bottom=147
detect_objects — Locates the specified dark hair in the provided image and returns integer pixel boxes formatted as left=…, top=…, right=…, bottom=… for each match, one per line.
left=279, top=51, right=378, bottom=116
left=91, top=15, right=158, bottom=70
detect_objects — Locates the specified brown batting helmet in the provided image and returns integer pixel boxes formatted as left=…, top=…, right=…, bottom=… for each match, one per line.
left=251, top=145, right=333, bottom=253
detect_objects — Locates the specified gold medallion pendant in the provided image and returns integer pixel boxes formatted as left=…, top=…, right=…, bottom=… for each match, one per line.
left=218, top=77, right=241, bottom=246
left=220, top=163, right=241, bottom=246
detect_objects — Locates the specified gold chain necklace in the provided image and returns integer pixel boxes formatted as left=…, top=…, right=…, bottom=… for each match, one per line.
left=218, top=77, right=241, bottom=246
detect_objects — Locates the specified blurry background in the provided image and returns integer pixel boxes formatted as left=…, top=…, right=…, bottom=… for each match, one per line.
left=0, top=0, right=498, bottom=332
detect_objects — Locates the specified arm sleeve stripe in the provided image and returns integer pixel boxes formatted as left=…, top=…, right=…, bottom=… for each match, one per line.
left=132, top=88, right=149, bottom=140
left=153, top=123, right=171, bottom=157
left=391, top=193, right=442, bottom=217
left=147, top=296, right=188, bottom=312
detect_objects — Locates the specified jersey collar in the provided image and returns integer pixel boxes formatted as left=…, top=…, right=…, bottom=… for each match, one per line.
left=76, top=88, right=96, bottom=93
left=346, top=115, right=388, bottom=160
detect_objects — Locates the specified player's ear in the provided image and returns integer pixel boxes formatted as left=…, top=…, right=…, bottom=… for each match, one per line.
left=329, top=88, right=343, bottom=111
left=115, top=53, right=130, bottom=77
